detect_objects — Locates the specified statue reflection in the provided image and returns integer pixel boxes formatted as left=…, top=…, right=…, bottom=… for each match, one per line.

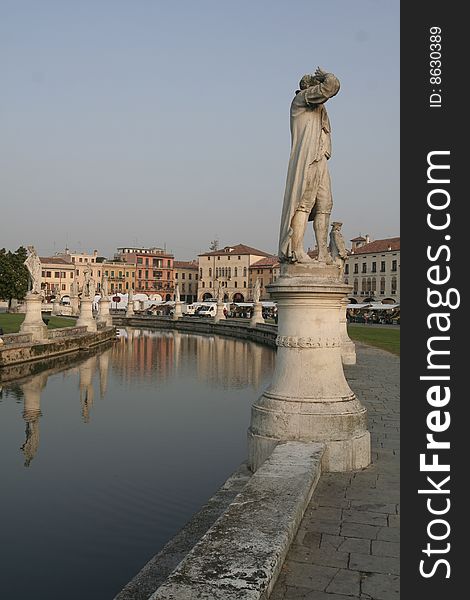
left=79, top=356, right=97, bottom=423
left=20, top=372, right=47, bottom=467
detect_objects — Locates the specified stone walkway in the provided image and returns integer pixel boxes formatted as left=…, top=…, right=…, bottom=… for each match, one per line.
left=270, top=343, right=399, bottom=600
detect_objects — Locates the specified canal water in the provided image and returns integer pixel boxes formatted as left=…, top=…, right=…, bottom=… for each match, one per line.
left=0, top=328, right=275, bottom=599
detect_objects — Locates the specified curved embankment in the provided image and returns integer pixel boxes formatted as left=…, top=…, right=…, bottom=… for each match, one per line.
left=113, top=315, right=325, bottom=600
left=0, top=326, right=116, bottom=383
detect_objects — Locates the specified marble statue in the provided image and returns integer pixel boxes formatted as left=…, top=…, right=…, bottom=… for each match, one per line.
left=253, top=278, right=261, bottom=303
left=216, top=279, right=223, bottom=302
left=24, top=246, right=42, bottom=294
left=83, top=264, right=95, bottom=298
left=70, top=280, right=78, bottom=296
left=101, top=275, right=109, bottom=298
left=278, top=67, right=340, bottom=264
left=175, top=283, right=180, bottom=303
left=328, top=222, right=348, bottom=276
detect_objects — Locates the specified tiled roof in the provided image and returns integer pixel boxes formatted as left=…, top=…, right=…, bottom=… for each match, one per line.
left=39, top=257, right=71, bottom=265
left=199, top=244, right=272, bottom=257
left=351, top=237, right=400, bottom=254
left=174, top=260, right=198, bottom=269
left=250, top=256, right=279, bottom=268
left=350, top=236, right=367, bottom=242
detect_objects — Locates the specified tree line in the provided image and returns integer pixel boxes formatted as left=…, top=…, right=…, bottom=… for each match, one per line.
left=0, top=247, right=29, bottom=309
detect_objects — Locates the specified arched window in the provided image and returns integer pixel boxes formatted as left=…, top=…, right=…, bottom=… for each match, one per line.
left=353, top=278, right=358, bottom=293
left=367, top=277, right=372, bottom=292
left=380, top=277, right=386, bottom=294
left=361, top=279, right=367, bottom=293
left=243, top=267, right=247, bottom=277
left=234, top=267, right=238, bottom=277
left=391, top=276, right=397, bottom=294
left=371, top=277, right=377, bottom=292
left=209, top=268, right=212, bottom=277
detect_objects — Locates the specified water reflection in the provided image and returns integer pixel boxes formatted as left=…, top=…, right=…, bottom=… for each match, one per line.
left=1, top=329, right=275, bottom=467
left=0, top=328, right=274, bottom=600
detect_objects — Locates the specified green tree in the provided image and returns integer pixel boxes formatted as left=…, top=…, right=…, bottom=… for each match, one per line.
left=0, top=246, right=29, bottom=309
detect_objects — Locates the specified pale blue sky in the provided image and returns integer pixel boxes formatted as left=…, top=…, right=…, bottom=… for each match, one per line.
left=0, top=0, right=399, bottom=259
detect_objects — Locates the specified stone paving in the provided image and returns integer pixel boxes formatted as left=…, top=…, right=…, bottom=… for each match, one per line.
left=270, top=343, right=399, bottom=600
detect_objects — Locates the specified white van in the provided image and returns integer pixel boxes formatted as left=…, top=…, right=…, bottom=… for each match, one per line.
left=197, top=303, right=229, bottom=318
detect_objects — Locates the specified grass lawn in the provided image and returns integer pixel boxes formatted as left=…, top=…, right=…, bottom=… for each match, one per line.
left=0, top=313, right=77, bottom=334
left=348, top=324, right=400, bottom=356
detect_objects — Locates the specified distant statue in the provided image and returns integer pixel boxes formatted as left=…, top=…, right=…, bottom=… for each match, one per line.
left=253, top=278, right=261, bottom=303
left=83, top=264, right=95, bottom=298
left=328, top=221, right=348, bottom=276
left=24, top=246, right=42, bottom=294
left=101, top=275, right=109, bottom=298
left=70, top=280, right=78, bottom=296
left=216, top=279, right=223, bottom=302
left=175, top=283, right=181, bottom=303
left=279, top=67, right=340, bottom=264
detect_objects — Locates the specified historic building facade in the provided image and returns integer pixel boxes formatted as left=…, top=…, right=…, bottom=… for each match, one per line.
left=174, top=260, right=199, bottom=303
left=345, top=236, right=400, bottom=304
left=39, top=257, right=76, bottom=298
left=115, top=247, right=175, bottom=300
left=248, top=256, right=280, bottom=301
left=197, top=244, right=272, bottom=302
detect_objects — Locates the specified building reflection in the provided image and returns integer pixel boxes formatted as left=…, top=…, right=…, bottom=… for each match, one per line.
left=2, top=328, right=274, bottom=467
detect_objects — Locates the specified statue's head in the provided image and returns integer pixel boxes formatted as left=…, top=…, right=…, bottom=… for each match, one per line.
left=299, top=74, right=320, bottom=90
left=331, top=222, right=343, bottom=230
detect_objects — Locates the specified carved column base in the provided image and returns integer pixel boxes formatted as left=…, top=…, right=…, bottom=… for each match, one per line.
left=76, top=297, right=97, bottom=332
left=70, top=295, right=79, bottom=317
left=172, top=301, right=183, bottom=320
left=340, top=297, right=356, bottom=365
left=20, top=293, right=47, bottom=341
left=247, top=263, right=370, bottom=473
left=213, top=301, right=226, bottom=323
left=250, top=302, right=265, bottom=327
left=98, top=298, right=112, bottom=327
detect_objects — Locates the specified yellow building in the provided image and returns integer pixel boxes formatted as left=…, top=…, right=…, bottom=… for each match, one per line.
left=55, top=249, right=103, bottom=294
left=197, top=244, right=273, bottom=302
left=101, top=261, right=136, bottom=293
left=39, top=257, right=76, bottom=299
left=249, top=256, right=280, bottom=300
left=174, top=260, right=199, bottom=303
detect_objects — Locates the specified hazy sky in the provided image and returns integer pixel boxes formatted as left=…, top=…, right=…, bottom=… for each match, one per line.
left=1, top=0, right=399, bottom=260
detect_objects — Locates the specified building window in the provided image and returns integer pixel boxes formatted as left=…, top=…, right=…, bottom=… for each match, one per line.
left=345, top=278, right=349, bottom=285
left=243, top=267, right=247, bottom=277
left=209, top=268, right=212, bottom=277
left=243, top=281, right=247, bottom=288
left=70, top=272, right=73, bottom=278
left=344, top=264, right=349, bottom=275
left=238, top=256, right=241, bottom=260
left=380, top=277, right=385, bottom=294
left=209, top=281, right=212, bottom=288
left=217, top=256, right=220, bottom=261
left=46, top=271, right=51, bottom=277
left=54, top=272, right=60, bottom=278
left=372, top=262, right=377, bottom=273
left=167, top=260, right=171, bottom=267
left=361, top=279, right=367, bottom=293
left=137, top=258, right=143, bottom=264
left=234, top=267, right=238, bottom=277
left=371, top=277, right=377, bottom=292
left=380, top=261, right=386, bottom=272
left=234, top=281, right=238, bottom=288
left=353, top=279, right=358, bottom=294
left=62, top=284, right=66, bottom=290
left=362, top=263, right=367, bottom=274
left=138, top=270, right=142, bottom=278
left=391, top=276, right=397, bottom=295
left=42, top=271, right=45, bottom=277
left=182, top=283, right=185, bottom=291
left=189, top=273, right=192, bottom=280
left=167, top=272, right=170, bottom=279
left=354, top=263, right=358, bottom=274
left=392, top=260, right=397, bottom=272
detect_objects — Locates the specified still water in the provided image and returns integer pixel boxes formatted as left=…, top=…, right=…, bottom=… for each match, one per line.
left=0, top=328, right=275, bottom=599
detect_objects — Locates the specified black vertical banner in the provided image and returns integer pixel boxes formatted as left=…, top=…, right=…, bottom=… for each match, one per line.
left=401, top=3, right=466, bottom=598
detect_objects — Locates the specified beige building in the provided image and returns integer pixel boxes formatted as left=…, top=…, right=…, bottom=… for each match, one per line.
left=249, top=256, right=280, bottom=300
left=101, top=261, right=136, bottom=294
left=174, top=260, right=199, bottom=303
left=39, top=257, right=76, bottom=299
left=197, top=244, right=272, bottom=302
left=55, top=249, right=104, bottom=294
left=345, top=236, right=400, bottom=304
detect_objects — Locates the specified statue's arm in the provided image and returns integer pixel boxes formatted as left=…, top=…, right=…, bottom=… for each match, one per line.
left=304, top=72, right=340, bottom=105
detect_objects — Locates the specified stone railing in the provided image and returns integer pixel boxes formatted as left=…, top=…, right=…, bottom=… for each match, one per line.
left=47, top=326, right=88, bottom=339
left=0, top=332, right=33, bottom=346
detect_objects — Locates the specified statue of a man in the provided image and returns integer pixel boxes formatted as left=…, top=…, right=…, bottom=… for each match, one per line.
left=24, top=246, right=42, bottom=294
left=279, top=67, right=340, bottom=264
left=175, top=283, right=180, bottom=303
left=101, top=275, right=109, bottom=299
left=216, top=279, right=223, bottom=302
left=253, top=278, right=261, bottom=304
left=328, top=221, right=348, bottom=276
left=83, top=264, right=95, bottom=298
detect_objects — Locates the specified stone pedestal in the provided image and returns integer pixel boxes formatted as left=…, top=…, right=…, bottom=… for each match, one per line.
left=340, top=297, right=356, bottom=365
left=250, top=302, right=265, bottom=327
left=126, top=301, right=135, bottom=317
left=248, top=263, right=370, bottom=473
left=76, top=297, right=97, bottom=332
left=70, top=295, right=79, bottom=316
left=172, top=301, right=183, bottom=320
left=98, top=297, right=112, bottom=327
left=51, top=298, right=61, bottom=316
left=19, top=293, right=47, bottom=341
left=213, top=301, right=226, bottom=323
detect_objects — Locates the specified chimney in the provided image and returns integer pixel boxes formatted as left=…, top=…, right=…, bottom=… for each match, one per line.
left=365, top=235, right=370, bottom=244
